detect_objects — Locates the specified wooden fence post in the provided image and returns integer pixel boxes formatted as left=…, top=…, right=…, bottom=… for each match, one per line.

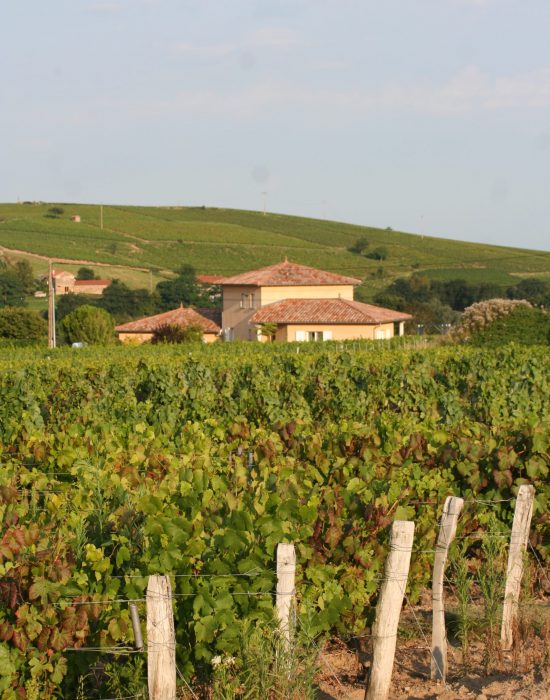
left=276, top=543, right=296, bottom=644
left=365, top=521, right=415, bottom=700
left=147, top=575, right=176, bottom=700
left=501, top=484, right=535, bottom=650
left=431, top=495, right=464, bottom=681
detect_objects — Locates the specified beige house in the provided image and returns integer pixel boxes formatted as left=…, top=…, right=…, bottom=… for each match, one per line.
left=220, top=260, right=411, bottom=341
left=53, top=270, right=111, bottom=296
left=115, top=306, right=221, bottom=344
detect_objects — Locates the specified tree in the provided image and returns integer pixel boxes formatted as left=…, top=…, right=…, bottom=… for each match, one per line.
left=366, top=246, right=388, bottom=261
left=99, top=280, right=158, bottom=322
left=507, top=278, right=550, bottom=306
left=257, top=322, right=278, bottom=342
left=76, top=267, right=98, bottom=281
left=0, top=271, right=27, bottom=307
left=156, top=265, right=211, bottom=310
left=14, top=260, right=36, bottom=294
left=55, top=294, right=96, bottom=322
left=0, top=307, right=47, bottom=341
left=60, top=305, right=115, bottom=345
left=404, top=299, right=460, bottom=334
left=433, top=278, right=475, bottom=311
left=348, top=236, right=370, bottom=255
left=151, top=323, right=203, bottom=344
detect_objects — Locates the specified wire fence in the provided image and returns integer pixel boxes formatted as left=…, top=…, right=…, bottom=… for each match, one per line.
left=1, top=474, right=549, bottom=698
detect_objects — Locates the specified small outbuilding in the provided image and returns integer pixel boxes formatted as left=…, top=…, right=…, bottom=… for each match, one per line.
left=115, top=306, right=221, bottom=344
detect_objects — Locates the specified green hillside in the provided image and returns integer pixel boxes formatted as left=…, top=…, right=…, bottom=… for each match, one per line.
left=1, top=202, right=549, bottom=297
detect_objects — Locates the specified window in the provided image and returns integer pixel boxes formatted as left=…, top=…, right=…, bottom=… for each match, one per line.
left=306, top=331, right=324, bottom=341
left=295, top=330, right=332, bottom=342
left=240, top=293, right=256, bottom=309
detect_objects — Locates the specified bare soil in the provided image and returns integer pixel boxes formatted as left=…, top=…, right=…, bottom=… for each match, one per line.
left=317, top=604, right=549, bottom=700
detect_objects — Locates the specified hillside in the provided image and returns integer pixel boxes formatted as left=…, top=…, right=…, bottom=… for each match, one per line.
left=1, top=202, right=549, bottom=298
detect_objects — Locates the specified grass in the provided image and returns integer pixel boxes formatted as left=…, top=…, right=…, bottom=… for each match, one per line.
left=1, top=201, right=549, bottom=293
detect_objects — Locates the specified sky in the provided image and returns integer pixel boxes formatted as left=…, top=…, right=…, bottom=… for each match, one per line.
left=1, top=0, right=549, bottom=252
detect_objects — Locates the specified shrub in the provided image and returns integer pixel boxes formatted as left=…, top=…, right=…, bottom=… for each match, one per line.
left=366, top=246, right=388, bottom=261
left=348, top=236, right=370, bottom=255
left=0, top=307, right=47, bottom=341
left=451, top=299, right=532, bottom=342
left=470, top=305, right=550, bottom=346
left=46, top=206, right=64, bottom=217
left=151, top=323, right=203, bottom=344
left=60, top=305, right=115, bottom=345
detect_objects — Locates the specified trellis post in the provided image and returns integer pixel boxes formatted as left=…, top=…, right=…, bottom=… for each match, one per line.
left=276, top=543, right=296, bottom=645
left=501, top=485, right=535, bottom=650
left=431, top=495, right=464, bottom=681
left=147, top=575, right=176, bottom=700
left=365, top=520, right=415, bottom=700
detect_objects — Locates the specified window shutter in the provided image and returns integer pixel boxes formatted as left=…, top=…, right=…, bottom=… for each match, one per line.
left=323, top=330, right=333, bottom=341
left=295, top=330, right=306, bottom=342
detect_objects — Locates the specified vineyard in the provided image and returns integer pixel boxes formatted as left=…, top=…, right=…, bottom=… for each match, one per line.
left=0, top=341, right=549, bottom=698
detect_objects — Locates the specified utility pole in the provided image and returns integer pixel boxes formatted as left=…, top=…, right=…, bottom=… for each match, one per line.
left=261, top=191, right=267, bottom=216
left=100, top=204, right=104, bottom=230
left=48, top=261, right=56, bottom=349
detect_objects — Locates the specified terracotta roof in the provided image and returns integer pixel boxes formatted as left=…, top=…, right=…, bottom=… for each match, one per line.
left=74, top=279, right=111, bottom=286
left=250, top=298, right=412, bottom=325
left=197, top=275, right=227, bottom=284
left=115, top=306, right=221, bottom=334
left=221, top=260, right=362, bottom=287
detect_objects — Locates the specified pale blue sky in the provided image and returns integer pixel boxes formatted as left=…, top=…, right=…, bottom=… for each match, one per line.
left=1, top=0, right=549, bottom=251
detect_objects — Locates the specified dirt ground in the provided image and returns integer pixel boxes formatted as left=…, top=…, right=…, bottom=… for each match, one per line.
left=317, top=623, right=549, bottom=700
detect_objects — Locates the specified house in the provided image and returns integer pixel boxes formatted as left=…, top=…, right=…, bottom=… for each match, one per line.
left=220, top=259, right=411, bottom=341
left=52, top=270, right=111, bottom=296
left=115, top=306, right=221, bottom=344
left=71, top=215, right=81, bottom=223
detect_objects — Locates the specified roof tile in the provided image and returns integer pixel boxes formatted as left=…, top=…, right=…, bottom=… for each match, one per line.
left=115, top=306, right=221, bottom=334
left=222, top=260, right=361, bottom=287
left=250, top=298, right=412, bottom=325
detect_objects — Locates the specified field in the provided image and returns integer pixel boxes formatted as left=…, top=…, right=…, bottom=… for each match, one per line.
left=1, top=202, right=550, bottom=299
left=0, top=340, right=548, bottom=698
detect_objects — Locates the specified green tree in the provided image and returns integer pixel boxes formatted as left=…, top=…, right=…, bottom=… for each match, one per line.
left=0, top=307, right=47, bottom=341
left=99, top=280, right=158, bottom=322
left=14, top=260, right=36, bottom=293
left=60, top=305, right=115, bottom=345
left=507, top=278, right=550, bottom=306
left=348, top=236, right=370, bottom=255
left=257, top=322, right=278, bottom=341
left=366, top=246, right=388, bottom=261
left=76, top=267, right=98, bottom=281
left=156, top=265, right=211, bottom=310
left=0, top=271, right=27, bottom=307
left=55, top=294, right=97, bottom=322
left=151, top=323, right=203, bottom=344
